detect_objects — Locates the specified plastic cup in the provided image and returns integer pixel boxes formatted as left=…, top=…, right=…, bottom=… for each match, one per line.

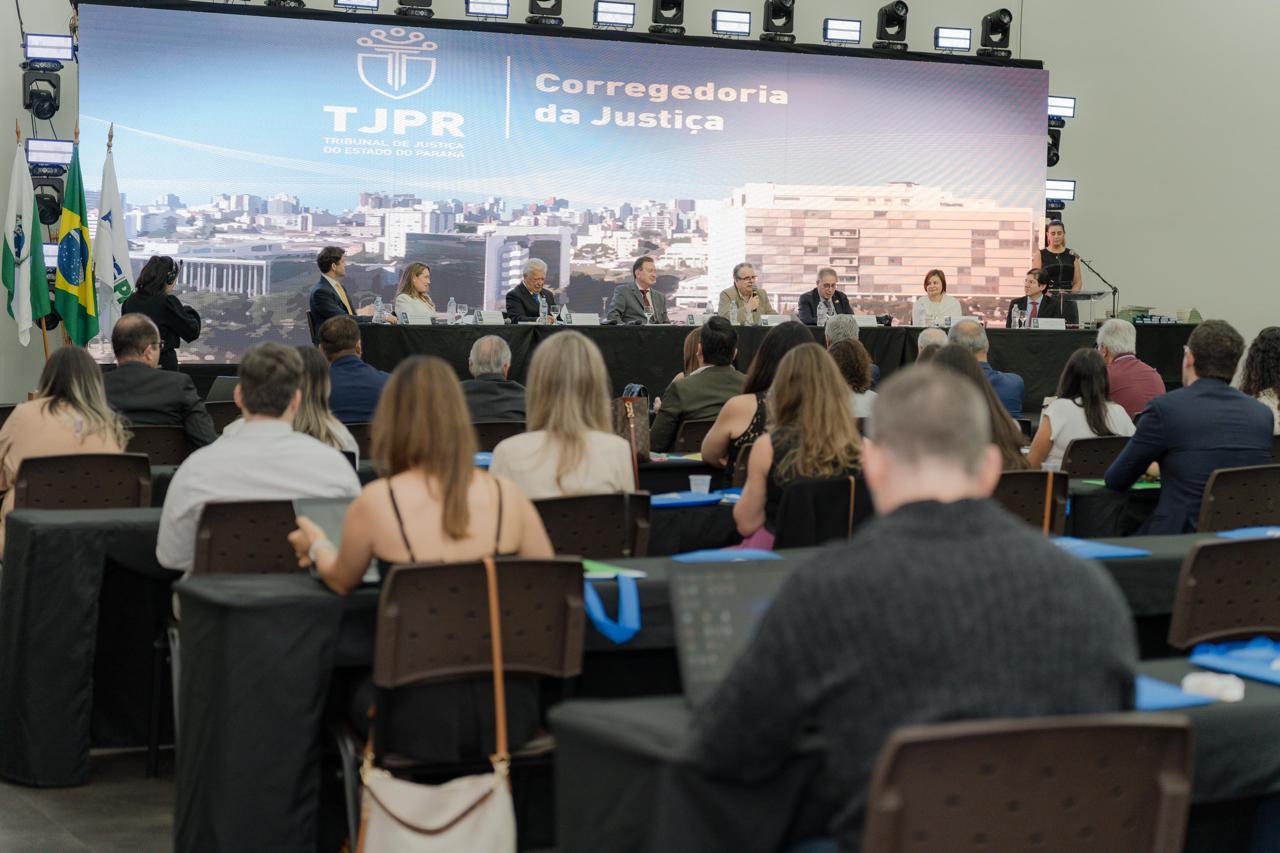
left=689, top=475, right=712, bottom=494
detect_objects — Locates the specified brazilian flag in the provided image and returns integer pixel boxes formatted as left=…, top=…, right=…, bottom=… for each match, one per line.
left=53, top=145, right=97, bottom=346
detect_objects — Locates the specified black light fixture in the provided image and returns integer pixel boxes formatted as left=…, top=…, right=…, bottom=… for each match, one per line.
left=395, top=0, right=433, bottom=17
left=978, top=7, right=1013, bottom=58
left=649, top=0, right=684, bottom=34
left=760, top=0, right=795, bottom=43
left=265, top=0, right=307, bottom=7
left=527, top=0, right=563, bottom=26
left=31, top=176, right=64, bottom=226
left=22, top=63, right=61, bottom=122
left=1047, top=128, right=1061, bottom=167
left=874, top=1, right=908, bottom=51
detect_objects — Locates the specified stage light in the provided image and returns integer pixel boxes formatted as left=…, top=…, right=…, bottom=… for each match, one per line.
left=1048, top=95, right=1076, bottom=119
left=265, top=0, right=306, bottom=7
left=760, top=0, right=795, bottom=44
left=1047, top=128, right=1061, bottom=167
left=977, top=8, right=1012, bottom=58
left=22, top=64, right=61, bottom=122
left=933, top=26, right=971, bottom=52
left=874, top=1, right=908, bottom=51
left=31, top=177, right=64, bottom=226
left=467, top=0, right=509, bottom=16
left=712, top=9, right=751, bottom=37
left=823, top=18, right=861, bottom=45
left=1046, top=179, right=1075, bottom=202
left=527, top=0, right=563, bottom=26
left=649, top=0, right=685, bottom=35
left=335, top=0, right=379, bottom=8
left=595, top=1, right=635, bottom=28
left=23, top=34, right=75, bottom=62
left=25, top=138, right=74, bottom=167
left=395, top=0, right=432, bottom=17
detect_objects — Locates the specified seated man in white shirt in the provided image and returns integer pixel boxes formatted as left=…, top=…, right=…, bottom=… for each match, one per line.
left=156, top=342, right=362, bottom=574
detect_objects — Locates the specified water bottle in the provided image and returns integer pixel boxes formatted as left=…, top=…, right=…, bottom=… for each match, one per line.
left=563, top=307, right=572, bottom=324
left=538, top=295, right=548, bottom=322
left=730, top=302, right=740, bottom=325
left=373, top=296, right=384, bottom=324
left=1012, top=306, right=1023, bottom=329
left=686, top=313, right=694, bottom=326
left=816, top=300, right=827, bottom=327
left=447, top=296, right=457, bottom=325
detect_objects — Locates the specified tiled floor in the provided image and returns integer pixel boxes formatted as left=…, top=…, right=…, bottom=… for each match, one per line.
left=0, top=750, right=173, bottom=852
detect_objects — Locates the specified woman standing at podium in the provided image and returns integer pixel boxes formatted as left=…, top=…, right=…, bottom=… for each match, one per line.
left=1039, top=221, right=1082, bottom=323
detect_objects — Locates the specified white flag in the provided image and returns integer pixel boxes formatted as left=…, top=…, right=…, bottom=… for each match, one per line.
left=2, top=148, right=50, bottom=346
left=94, top=149, right=134, bottom=333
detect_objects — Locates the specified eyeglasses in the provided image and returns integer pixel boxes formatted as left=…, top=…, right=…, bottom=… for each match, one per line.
left=736, top=275, right=758, bottom=282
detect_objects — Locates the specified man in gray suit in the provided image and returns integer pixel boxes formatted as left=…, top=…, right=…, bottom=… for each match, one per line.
left=650, top=316, right=744, bottom=451
left=607, top=256, right=670, bottom=324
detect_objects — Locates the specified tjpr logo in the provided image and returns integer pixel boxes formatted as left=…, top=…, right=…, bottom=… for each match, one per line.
left=356, top=28, right=438, bottom=101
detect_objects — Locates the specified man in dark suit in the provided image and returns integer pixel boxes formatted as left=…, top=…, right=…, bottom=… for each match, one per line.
left=319, top=315, right=389, bottom=424
left=505, top=258, right=558, bottom=322
left=650, top=317, right=745, bottom=451
left=796, top=267, right=854, bottom=325
left=461, top=336, right=526, bottom=422
left=308, top=247, right=356, bottom=343
left=103, top=314, right=218, bottom=448
left=1105, top=319, right=1274, bottom=534
left=607, top=256, right=670, bottom=324
left=1005, top=268, right=1076, bottom=327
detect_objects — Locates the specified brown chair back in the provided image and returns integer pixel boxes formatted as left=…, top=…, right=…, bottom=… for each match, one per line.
left=13, top=453, right=152, bottom=509
left=346, top=422, right=372, bottom=460
left=1198, top=464, right=1280, bottom=532
left=1059, top=435, right=1131, bottom=478
left=672, top=418, right=716, bottom=454
left=204, top=401, right=241, bottom=435
left=533, top=492, right=651, bottom=559
left=730, top=442, right=753, bottom=490
left=863, top=715, right=1192, bottom=853
left=991, top=470, right=1068, bottom=535
left=473, top=420, right=525, bottom=452
left=1273, top=434, right=1280, bottom=464
left=1168, top=537, right=1280, bottom=648
left=0, top=404, right=15, bottom=431
left=191, top=500, right=301, bottom=575
left=127, top=425, right=192, bottom=466
left=773, top=475, right=873, bottom=549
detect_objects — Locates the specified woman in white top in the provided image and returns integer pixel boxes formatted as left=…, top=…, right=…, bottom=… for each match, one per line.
left=911, top=269, right=964, bottom=327
left=1241, top=327, right=1280, bottom=435
left=392, top=262, right=436, bottom=324
left=1028, top=348, right=1135, bottom=469
left=491, top=331, right=634, bottom=499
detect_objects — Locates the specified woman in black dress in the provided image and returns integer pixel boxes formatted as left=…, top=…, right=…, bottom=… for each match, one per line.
left=1039, top=220, right=1082, bottom=324
left=121, top=256, right=200, bottom=371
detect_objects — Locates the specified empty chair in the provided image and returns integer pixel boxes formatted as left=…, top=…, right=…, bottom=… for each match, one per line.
left=204, top=400, right=240, bottom=435
left=1059, top=435, right=1131, bottom=478
left=773, top=476, right=873, bottom=550
left=863, top=715, right=1192, bottom=853
left=533, top=492, right=650, bottom=558
left=1197, top=463, right=1280, bottom=532
left=13, top=453, right=151, bottom=509
left=346, top=422, right=372, bottom=460
left=672, top=419, right=717, bottom=454
left=991, top=469, right=1068, bottom=535
left=474, top=420, right=526, bottom=453
left=127, top=425, right=192, bottom=466
left=192, top=500, right=302, bottom=575
left=1167, top=536, right=1280, bottom=648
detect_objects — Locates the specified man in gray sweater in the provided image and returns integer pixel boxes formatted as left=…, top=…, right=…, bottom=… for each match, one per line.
left=688, top=365, right=1137, bottom=852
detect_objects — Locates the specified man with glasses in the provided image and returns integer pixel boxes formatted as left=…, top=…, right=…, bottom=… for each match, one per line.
left=797, top=267, right=853, bottom=326
left=717, top=262, right=775, bottom=325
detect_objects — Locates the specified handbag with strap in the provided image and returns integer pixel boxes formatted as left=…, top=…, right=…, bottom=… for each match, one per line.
left=355, top=556, right=516, bottom=853
left=612, top=396, right=651, bottom=472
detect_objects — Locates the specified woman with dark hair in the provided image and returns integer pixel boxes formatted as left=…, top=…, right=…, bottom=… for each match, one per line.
left=828, top=338, right=878, bottom=417
left=911, top=269, right=963, bottom=327
left=701, top=321, right=812, bottom=476
left=1241, top=327, right=1280, bottom=434
left=1040, top=220, right=1082, bottom=293
left=1028, top=348, right=1135, bottom=469
left=931, top=344, right=1031, bottom=471
left=121, top=255, right=200, bottom=370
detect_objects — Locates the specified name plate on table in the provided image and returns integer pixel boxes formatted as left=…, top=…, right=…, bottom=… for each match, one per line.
left=853, top=314, right=879, bottom=328
left=684, top=314, right=713, bottom=326
left=476, top=310, right=505, bottom=325
left=1032, top=317, right=1066, bottom=330
left=569, top=313, right=601, bottom=326
left=758, top=314, right=788, bottom=327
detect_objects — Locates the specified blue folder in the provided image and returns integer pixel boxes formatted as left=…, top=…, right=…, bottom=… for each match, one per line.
left=673, top=548, right=783, bottom=563
left=651, top=491, right=724, bottom=508
left=1051, top=537, right=1151, bottom=559
left=473, top=452, right=492, bottom=468
left=1190, top=637, right=1280, bottom=686
left=1216, top=527, right=1280, bottom=540
left=1134, top=674, right=1215, bottom=711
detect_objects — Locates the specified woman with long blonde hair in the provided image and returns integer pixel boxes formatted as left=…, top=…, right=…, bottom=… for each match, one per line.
left=734, top=343, right=861, bottom=547
left=392, top=261, right=436, bottom=324
left=491, top=331, right=634, bottom=498
left=292, top=346, right=358, bottom=457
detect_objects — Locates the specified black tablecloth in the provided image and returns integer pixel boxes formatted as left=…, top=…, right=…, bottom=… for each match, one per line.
left=361, top=324, right=1194, bottom=415
left=1068, top=481, right=1160, bottom=538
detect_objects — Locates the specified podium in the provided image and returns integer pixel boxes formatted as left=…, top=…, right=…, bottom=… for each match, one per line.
left=1054, top=290, right=1109, bottom=329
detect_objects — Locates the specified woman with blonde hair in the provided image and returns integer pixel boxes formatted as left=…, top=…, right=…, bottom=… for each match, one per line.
left=491, top=331, right=634, bottom=499
left=734, top=344, right=861, bottom=547
left=0, top=347, right=130, bottom=550
left=392, top=261, right=436, bottom=324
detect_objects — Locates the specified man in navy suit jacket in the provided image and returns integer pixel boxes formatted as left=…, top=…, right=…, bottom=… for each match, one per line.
left=948, top=319, right=1024, bottom=417
left=1106, top=320, right=1273, bottom=534
left=318, top=315, right=389, bottom=424
left=308, top=247, right=356, bottom=343
left=796, top=268, right=854, bottom=325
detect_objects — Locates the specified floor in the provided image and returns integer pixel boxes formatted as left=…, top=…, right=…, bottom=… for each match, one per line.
left=0, top=750, right=173, bottom=852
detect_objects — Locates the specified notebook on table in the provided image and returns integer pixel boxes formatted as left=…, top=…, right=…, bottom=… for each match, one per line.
left=292, top=496, right=379, bottom=585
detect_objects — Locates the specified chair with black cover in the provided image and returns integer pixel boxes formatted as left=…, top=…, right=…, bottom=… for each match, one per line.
left=672, top=418, right=716, bottom=454
left=730, top=442, right=753, bottom=490
left=1272, top=434, right=1280, bottom=464
left=1167, top=537, right=1280, bottom=649
left=533, top=492, right=650, bottom=558
left=991, top=469, right=1068, bottom=535
left=347, top=422, right=372, bottom=460
left=773, top=475, right=873, bottom=550
left=127, top=425, right=192, bottom=466
left=1015, top=417, right=1033, bottom=444
left=862, top=715, right=1192, bottom=853
left=1059, top=435, right=1131, bottom=478
left=0, top=403, right=15, bottom=430
left=334, top=558, right=586, bottom=848
left=1197, top=463, right=1280, bottom=532
left=306, top=310, right=317, bottom=344
left=474, top=420, right=526, bottom=452
left=13, top=453, right=151, bottom=508
left=204, top=400, right=240, bottom=435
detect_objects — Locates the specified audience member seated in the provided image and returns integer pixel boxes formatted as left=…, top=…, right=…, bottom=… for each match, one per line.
left=796, top=267, right=853, bottom=325
left=1241, top=326, right=1280, bottom=434
left=701, top=322, right=812, bottom=477
left=916, top=326, right=948, bottom=351
left=0, top=348, right=129, bottom=553
left=948, top=319, right=1024, bottom=417
left=825, top=315, right=882, bottom=387
left=828, top=339, right=878, bottom=418
left=734, top=344, right=861, bottom=548
left=689, top=365, right=1137, bottom=851
left=911, top=269, right=963, bottom=327
left=319, top=315, right=389, bottom=424
left=460, top=336, right=526, bottom=422
left=157, top=343, right=361, bottom=574
left=490, top=332, right=634, bottom=499
left=102, top=314, right=217, bottom=449
left=1027, top=348, right=1135, bottom=470
left=672, top=327, right=703, bottom=385
left=931, top=344, right=1030, bottom=470
left=1105, top=320, right=1274, bottom=534
left=650, top=317, right=745, bottom=452
left=392, top=262, right=436, bottom=324
left=505, top=258, right=557, bottom=323
left=1096, top=318, right=1165, bottom=418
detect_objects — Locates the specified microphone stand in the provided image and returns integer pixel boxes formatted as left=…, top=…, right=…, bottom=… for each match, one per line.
left=1077, top=254, right=1119, bottom=320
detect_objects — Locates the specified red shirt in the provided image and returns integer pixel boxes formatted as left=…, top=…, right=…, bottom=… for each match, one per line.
left=1107, top=355, right=1166, bottom=418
